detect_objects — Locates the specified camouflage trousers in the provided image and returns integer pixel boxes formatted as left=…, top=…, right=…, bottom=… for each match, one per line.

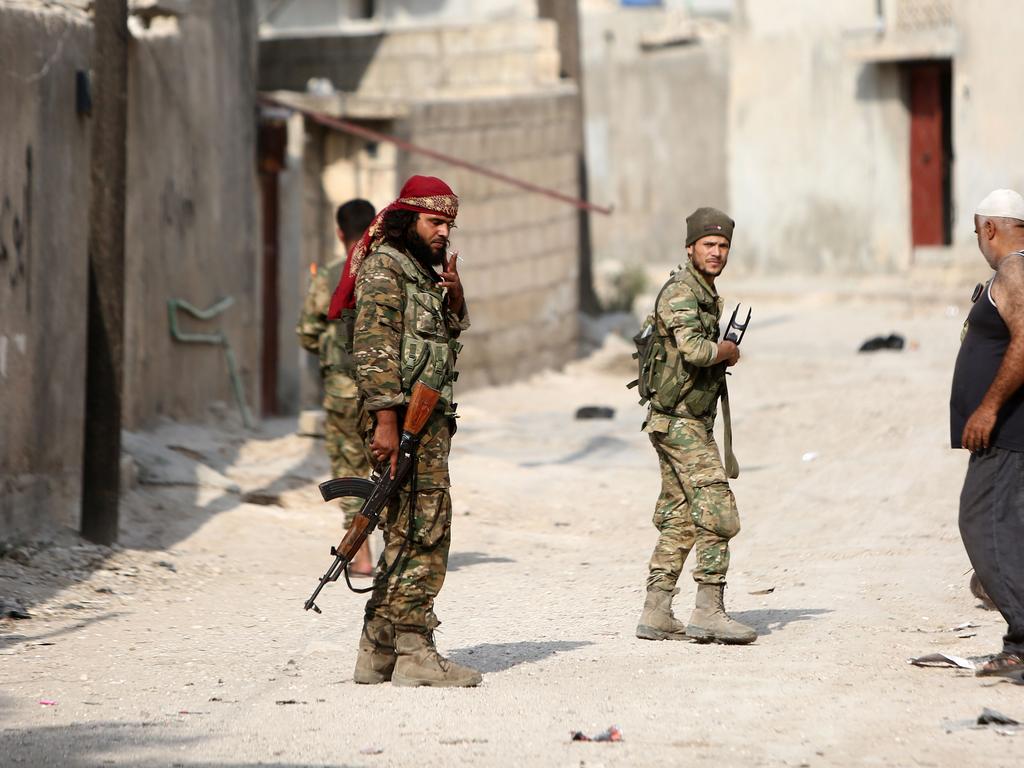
left=364, top=417, right=452, bottom=633
left=646, top=415, right=740, bottom=589
left=324, top=398, right=371, bottom=524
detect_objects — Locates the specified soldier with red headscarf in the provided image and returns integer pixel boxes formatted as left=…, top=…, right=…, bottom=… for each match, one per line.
left=331, top=175, right=481, bottom=687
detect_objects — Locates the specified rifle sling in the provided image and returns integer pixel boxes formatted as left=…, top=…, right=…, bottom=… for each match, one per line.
left=343, top=454, right=418, bottom=594
left=721, top=382, right=739, bottom=479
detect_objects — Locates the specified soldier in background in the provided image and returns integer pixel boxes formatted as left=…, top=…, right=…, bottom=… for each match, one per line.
left=634, top=207, right=756, bottom=645
left=297, top=199, right=376, bottom=576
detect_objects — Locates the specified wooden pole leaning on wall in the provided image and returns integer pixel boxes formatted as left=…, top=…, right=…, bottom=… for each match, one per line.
left=81, top=0, right=129, bottom=545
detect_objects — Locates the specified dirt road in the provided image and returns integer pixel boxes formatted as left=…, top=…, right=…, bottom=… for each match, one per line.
left=3, top=281, right=1022, bottom=767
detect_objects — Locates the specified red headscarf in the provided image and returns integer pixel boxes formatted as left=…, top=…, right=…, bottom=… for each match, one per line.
left=327, top=175, right=458, bottom=319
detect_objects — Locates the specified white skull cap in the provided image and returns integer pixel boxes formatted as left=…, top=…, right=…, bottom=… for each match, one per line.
left=975, top=189, right=1024, bottom=220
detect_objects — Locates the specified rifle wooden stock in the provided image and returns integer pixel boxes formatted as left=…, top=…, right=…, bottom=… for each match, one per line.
left=403, top=381, right=441, bottom=436
left=304, top=381, right=441, bottom=613
left=336, top=514, right=374, bottom=561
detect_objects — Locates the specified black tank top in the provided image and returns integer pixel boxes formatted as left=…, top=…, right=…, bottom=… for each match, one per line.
left=950, top=261, right=1024, bottom=451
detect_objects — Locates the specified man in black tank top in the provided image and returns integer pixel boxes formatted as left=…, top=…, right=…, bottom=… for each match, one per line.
left=950, top=188, right=1024, bottom=678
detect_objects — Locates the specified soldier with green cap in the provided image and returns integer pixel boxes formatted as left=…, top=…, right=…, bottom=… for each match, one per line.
left=634, top=206, right=756, bottom=645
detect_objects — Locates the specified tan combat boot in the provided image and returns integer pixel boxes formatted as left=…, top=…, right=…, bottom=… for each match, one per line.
left=636, top=587, right=688, bottom=641
left=353, top=616, right=396, bottom=684
left=392, top=631, right=482, bottom=688
left=685, top=583, right=757, bottom=644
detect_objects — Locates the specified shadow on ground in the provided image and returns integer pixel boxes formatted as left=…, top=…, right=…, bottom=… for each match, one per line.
left=731, top=608, right=832, bottom=636
left=0, top=611, right=123, bottom=653
left=447, top=551, right=515, bottom=572
left=1, top=416, right=325, bottom=615
left=0, top=718, right=359, bottom=768
left=519, top=434, right=629, bottom=468
left=448, top=640, right=593, bottom=673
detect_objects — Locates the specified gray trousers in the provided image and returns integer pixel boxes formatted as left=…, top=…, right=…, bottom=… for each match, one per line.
left=959, top=447, right=1024, bottom=655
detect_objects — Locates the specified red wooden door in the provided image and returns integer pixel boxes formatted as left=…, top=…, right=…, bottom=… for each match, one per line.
left=909, top=64, right=946, bottom=246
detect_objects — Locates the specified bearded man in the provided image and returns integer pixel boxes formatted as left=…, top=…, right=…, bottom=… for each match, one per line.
left=328, top=175, right=481, bottom=687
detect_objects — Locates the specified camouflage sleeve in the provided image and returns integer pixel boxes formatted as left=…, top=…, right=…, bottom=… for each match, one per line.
left=445, top=300, right=470, bottom=336
left=353, top=252, right=406, bottom=411
left=659, top=282, right=718, bottom=367
left=296, top=271, right=329, bottom=354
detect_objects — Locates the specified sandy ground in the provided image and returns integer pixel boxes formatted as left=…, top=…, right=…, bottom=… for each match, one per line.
left=3, top=275, right=1024, bottom=767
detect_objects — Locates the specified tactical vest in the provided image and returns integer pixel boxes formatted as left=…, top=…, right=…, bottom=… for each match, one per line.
left=635, top=263, right=724, bottom=418
left=379, top=245, right=462, bottom=415
left=319, top=259, right=356, bottom=377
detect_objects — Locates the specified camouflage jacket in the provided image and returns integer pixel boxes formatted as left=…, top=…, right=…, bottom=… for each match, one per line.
left=353, top=244, right=469, bottom=415
left=296, top=257, right=357, bottom=411
left=645, top=261, right=725, bottom=430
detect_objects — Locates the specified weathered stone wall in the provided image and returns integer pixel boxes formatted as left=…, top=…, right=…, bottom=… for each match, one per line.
left=726, top=0, right=1024, bottom=273
left=950, top=0, right=1024, bottom=251
left=256, top=0, right=537, bottom=29
left=259, top=19, right=559, bottom=98
left=0, top=7, right=93, bottom=539
left=261, top=17, right=581, bottom=398
left=727, top=0, right=911, bottom=274
left=1, top=1, right=259, bottom=541
left=581, top=6, right=730, bottom=270
left=400, top=90, right=581, bottom=388
left=123, top=1, right=259, bottom=428
left=289, top=119, right=401, bottom=410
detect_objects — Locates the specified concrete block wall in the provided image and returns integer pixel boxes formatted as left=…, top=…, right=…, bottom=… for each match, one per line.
left=259, top=19, right=560, bottom=98
left=399, top=88, right=581, bottom=388
left=287, top=119, right=401, bottom=412
left=0, top=7, right=93, bottom=539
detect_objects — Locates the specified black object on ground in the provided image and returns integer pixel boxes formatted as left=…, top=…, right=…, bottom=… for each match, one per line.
left=1, top=598, right=31, bottom=620
left=978, top=708, right=1020, bottom=726
left=575, top=406, right=615, bottom=419
left=858, top=334, right=905, bottom=352
left=571, top=725, right=623, bottom=742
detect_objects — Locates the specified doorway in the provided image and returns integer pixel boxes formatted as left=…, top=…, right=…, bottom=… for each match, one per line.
left=906, top=60, right=953, bottom=247
left=258, top=118, right=287, bottom=416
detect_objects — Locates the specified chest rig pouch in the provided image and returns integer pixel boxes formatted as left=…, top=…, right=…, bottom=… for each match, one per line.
left=385, top=247, right=461, bottom=416
left=647, top=267, right=723, bottom=418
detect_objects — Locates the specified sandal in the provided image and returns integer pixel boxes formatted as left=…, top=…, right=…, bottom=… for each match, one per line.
left=975, top=652, right=1024, bottom=678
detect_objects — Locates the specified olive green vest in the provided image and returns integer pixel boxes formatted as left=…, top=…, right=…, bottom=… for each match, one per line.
left=378, top=245, right=462, bottom=415
left=319, top=259, right=356, bottom=377
left=651, top=263, right=725, bottom=418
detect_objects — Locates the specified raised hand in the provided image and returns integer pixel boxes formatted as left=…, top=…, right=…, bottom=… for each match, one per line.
left=440, top=250, right=464, bottom=314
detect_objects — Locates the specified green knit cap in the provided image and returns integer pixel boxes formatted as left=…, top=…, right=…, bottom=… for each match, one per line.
left=686, top=207, right=734, bottom=246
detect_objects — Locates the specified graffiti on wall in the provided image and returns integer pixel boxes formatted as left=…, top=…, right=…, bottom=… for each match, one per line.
left=0, top=146, right=34, bottom=314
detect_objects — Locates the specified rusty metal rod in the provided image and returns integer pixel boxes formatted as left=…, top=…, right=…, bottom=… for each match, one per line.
left=259, top=94, right=613, bottom=216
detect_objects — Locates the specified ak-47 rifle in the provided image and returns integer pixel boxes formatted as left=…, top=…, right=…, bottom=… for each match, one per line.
left=724, top=304, right=751, bottom=345
left=720, top=304, right=750, bottom=480
left=304, top=381, right=441, bottom=614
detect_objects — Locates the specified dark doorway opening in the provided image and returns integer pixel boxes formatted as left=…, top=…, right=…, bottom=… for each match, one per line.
left=906, top=60, right=953, bottom=247
left=258, top=119, right=287, bottom=416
